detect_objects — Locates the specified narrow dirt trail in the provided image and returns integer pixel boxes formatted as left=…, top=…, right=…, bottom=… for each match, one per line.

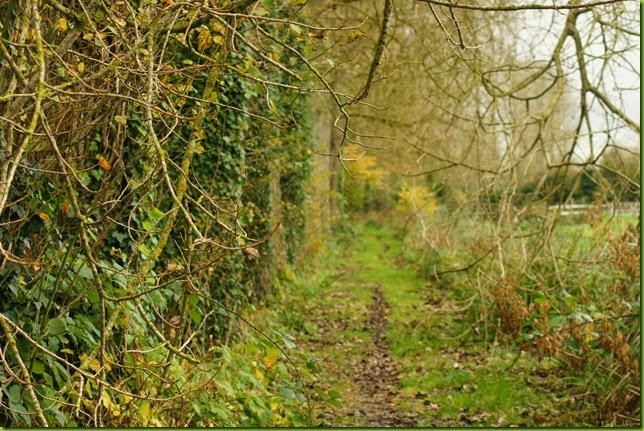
left=305, top=280, right=416, bottom=427
left=352, top=284, right=415, bottom=426
left=293, top=221, right=574, bottom=427
left=297, top=230, right=419, bottom=426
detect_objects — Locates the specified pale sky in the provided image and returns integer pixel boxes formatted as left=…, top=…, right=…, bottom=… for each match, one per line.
left=514, top=4, right=640, bottom=158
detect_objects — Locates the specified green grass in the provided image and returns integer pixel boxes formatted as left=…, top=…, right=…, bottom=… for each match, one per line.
left=255, top=214, right=627, bottom=426
left=346, top=218, right=565, bottom=426
left=255, top=241, right=378, bottom=426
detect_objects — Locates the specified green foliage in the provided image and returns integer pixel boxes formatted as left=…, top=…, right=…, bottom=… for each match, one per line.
left=408, top=206, right=640, bottom=426
left=149, top=336, right=315, bottom=427
left=0, top=0, right=315, bottom=427
left=510, top=166, right=623, bottom=206
left=343, top=153, right=389, bottom=212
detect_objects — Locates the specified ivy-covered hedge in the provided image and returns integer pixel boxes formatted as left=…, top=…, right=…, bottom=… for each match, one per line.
left=0, top=1, right=315, bottom=426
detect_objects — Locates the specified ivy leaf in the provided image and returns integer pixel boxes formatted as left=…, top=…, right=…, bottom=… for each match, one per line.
left=78, top=266, right=94, bottom=280
left=51, top=407, right=67, bottom=426
left=114, top=115, right=127, bottom=125
left=111, top=230, right=128, bottom=243
left=87, top=290, right=100, bottom=304
left=149, top=207, right=165, bottom=222
left=138, top=243, right=151, bottom=256
left=188, top=308, right=202, bottom=325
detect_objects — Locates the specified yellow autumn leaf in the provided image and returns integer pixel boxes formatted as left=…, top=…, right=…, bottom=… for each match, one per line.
left=138, top=401, right=151, bottom=426
left=270, top=401, right=280, bottom=412
left=261, top=348, right=279, bottom=370
left=77, top=62, right=85, bottom=73
left=396, top=183, right=438, bottom=217
left=38, top=212, right=50, bottom=221
left=210, top=20, right=226, bottom=34
left=254, top=367, right=265, bottom=381
left=27, top=28, right=37, bottom=43
left=347, top=29, right=366, bottom=43
left=57, top=18, right=68, bottom=32
left=60, top=348, right=74, bottom=355
left=167, top=262, right=184, bottom=272
left=101, top=392, right=121, bottom=416
left=80, top=352, right=102, bottom=373
left=101, top=392, right=112, bottom=409
left=114, top=17, right=126, bottom=27
left=88, top=357, right=102, bottom=372
left=348, top=154, right=386, bottom=189
left=196, top=28, right=212, bottom=52
left=98, top=156, right=112, bottom=172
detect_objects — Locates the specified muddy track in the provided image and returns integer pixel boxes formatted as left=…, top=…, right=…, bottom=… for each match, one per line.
left=351, top=283, right=416, bottom=427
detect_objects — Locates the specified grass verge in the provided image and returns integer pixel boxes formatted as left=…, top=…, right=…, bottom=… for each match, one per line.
left=252, top=215, right=628, bottom=426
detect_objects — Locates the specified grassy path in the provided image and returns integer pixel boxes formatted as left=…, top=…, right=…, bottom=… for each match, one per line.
left=276, top=218, right=567, bottom=426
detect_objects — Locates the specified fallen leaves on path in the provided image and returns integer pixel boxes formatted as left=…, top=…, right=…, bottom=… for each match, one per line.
left=351, top=284, right=416, bottom=427
left=289, top=226, right=566, bottom=427
left=295, top=271, right=416, bottom=426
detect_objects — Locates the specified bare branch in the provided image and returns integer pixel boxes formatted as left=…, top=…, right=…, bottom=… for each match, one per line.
left=416, top=0, right=632, bottom=12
